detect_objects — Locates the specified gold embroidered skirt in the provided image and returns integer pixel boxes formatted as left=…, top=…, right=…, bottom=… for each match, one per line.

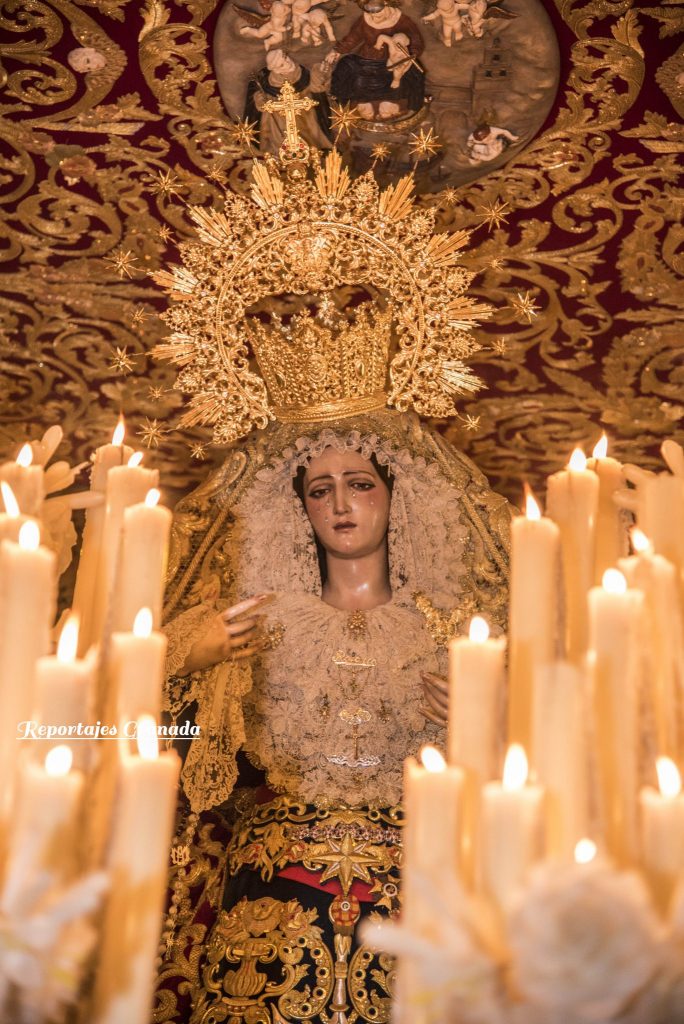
left=189, top=794, right=403, bottom=1024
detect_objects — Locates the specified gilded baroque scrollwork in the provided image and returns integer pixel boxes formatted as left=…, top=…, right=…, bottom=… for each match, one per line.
left=0, top=0, right=682, bottom=510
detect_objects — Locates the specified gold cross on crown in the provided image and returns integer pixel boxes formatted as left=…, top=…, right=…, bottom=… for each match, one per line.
left=262, top=80, right=318, bottom=164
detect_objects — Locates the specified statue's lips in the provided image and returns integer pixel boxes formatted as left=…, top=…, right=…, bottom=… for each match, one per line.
left=334, top=522, right=356, bottom=531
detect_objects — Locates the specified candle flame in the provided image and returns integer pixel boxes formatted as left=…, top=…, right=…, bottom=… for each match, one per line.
left=602, top=568, right=627, bottom=595
left=631, top=528, right=651, bottom=554
left=16, top=443, right=33, bottom=468
left=592, top=434, right=608, bottom=460
left=469, top=616, right=490, bottom=643
left=420, top=745, right=446, bottom=773
left=128, top=451, right=144, bottom=467
left=112, top=415, right=125, bottom=446
left=656, top=756, right=681, bottom=799
left=503, top=744, right=528, bottom=790
left=57, top=614, right=80, bottom=663
left=133, top=607, right=153, bottom=638
left=0, top=481, right=20, bottom=518
left=18, top=520, right=40, bottom=551
left=144, top=488, right=160, bottom=508
left=568, top=447, right=587, bottom=472
left=45, top=745, right=73, bottom=777
left=136, top=714, right=159, bottom=760
left=524, top=484, right=541, bottom=521
left=574, top=838, right=597, bottom=864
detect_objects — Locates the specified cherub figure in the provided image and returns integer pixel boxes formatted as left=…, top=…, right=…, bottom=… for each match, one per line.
left=459, top=0, right=488, bottom=37
left=239, top=0, right=290, bottom=49
left=299, top=5, right=336, bottom=46
left=422, top=0, right=466, bottom=46
left=374, top=30, right=411, bottom=88
left=467, top=122, right=519, bottom=163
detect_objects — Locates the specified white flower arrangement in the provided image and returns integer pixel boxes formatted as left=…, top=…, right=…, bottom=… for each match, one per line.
left=0, top=868, right=108, bottom=1024
left=361, top=862, right=684, bottom=1024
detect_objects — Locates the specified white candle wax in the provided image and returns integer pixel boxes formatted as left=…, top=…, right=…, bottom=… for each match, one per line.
left=72, top=436, right=134, bottom=655
left=110, top=620, right=167, bottom=731
left=90, top=459, right=159, bottom=656
left=400, top=748, right=464, bottom=1024
left=589, top=570, right=644, bottom=866
left=34, top=617, right=94, bottom=771
left=1, top=747, right=83, bottom=903
left=546, top=449, right=599, bottom=663
left=533, top=661, right=589, bottom=860
left=508, top=490, right=560, bottom=754
left=92, top=722, right=180, bottom=1024
left=620, top=541, right=684, bottom=758
left=0, top=526, right=56, bottom=826
left=641, top=473, right=684, bottom=581
left=114, top=492, right=172, bottom=632
left=640, top=759, right=684, bottom=914
left=588, top=438, right=626, bottom=585
left=448, top=617, right=505, bottom=781
left=481, top=745, right=545, bottom=912
left=0, top=444, right=44, bottom=518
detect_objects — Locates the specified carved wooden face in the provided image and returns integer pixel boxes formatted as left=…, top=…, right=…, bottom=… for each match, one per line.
left=302, top=448, right=390, bottom=560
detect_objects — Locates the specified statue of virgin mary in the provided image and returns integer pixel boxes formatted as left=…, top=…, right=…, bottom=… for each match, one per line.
left=151, top=144, right=512, bottom=1024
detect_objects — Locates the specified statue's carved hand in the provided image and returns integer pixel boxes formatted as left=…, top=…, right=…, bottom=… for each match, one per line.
left=180, top=594, right=275, bottom=674
left=420, top=671, right=448, bottom=726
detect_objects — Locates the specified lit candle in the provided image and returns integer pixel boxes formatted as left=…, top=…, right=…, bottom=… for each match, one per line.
left=34, top=614, right=95, bottom=770
left=481, top=745, right=545, bottom=912
left=91, top=717, right=180, bottom=1024
left=72, top=417, right=134, bottom=654
left=114, top=488, right=172, bottom=632
left=546, top=447, right=599, bottom=662
left=0, top=522, right=56, bottom=825
left=0, top=481, right=30, bottom=542
left=589, top=568, right=644, bottom=866
left=1, top=746, right=83, bottom=902
left=0, top=442, right=44, bottom=518
left=89, top=450, right=159, bottom=662
left=110, top=607, right=168, bottom=733
left=588, top=433, right=627, bottom=585
left=639, top=758, right=684, bottom=914
left=508, top=486, right=560, bottom=755
left=448, top=616, right=505, bottom=781
left=533, top=661, right=589, bottom=860
left=619, top=529, right=684, bottom=758
left=400, top=746, right=464, bottom=1024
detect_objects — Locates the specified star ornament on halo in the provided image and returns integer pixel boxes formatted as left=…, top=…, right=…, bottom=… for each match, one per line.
left=109, top=346, right=135, bottom=374
left=104, top=249, right=139, bottom=279
left=476, top=199, right=511, bottom=231
left=330, top=101, right=362, bottom=139
left=408, top=127, right=442, bottom=162
left=463, top=413, right=481, bottom=432
left=150, top=169, right=183, bottom=198
left=370, top=142, right=390, bottom=162
left=228, top=118, right=258, bottom=152
left=138, top=417, right=168, bottom=448
left=190, top=442, right=208, bottom=460
left=510, top=290, right=540, bottom=323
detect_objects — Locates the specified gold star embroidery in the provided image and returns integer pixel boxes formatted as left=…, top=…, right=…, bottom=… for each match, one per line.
left=488, top=256, right=504, bottom=272
left=510, top=290, right=540, bottom=323
left=408, top=127, right=442, bottom=162
left=492, top=336, right=507, bottom=355
left=476, top=199, right=511, bottom=230
left=463, top=413, right=481, bottom=432
left=138, top=417, right=168, bottom=448
left=157, top=224, right=173, bottom=244
left=311, top=833, right=379, bottom=893
left=370, top=142, right=390, bottom=162
left=109, top=345, right=135, bottom=374
left=104, top=249, right=139, bottom=279
left=150, top=169, right=182, bottom=197
left=441, top=186, right=459, bottom=207
left=131, top=305, right=151, bottom=325
left=148, top=384, right=165, bottom=400
left=190, top=442, right=208, bottom=460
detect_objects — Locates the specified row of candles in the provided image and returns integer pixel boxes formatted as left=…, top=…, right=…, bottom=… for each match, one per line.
left=401, top=434, right=684, bottom=1019
left=0, top=418, right=179, bottom=1023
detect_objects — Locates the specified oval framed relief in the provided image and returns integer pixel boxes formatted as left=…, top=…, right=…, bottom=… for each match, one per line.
left=213, top=0, right=560, bottom=192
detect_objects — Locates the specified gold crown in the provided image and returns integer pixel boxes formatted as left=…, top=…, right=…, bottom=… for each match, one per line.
left=152, top=89, right=493, bottom=444
left=246, top=304, right=392, bottom=423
